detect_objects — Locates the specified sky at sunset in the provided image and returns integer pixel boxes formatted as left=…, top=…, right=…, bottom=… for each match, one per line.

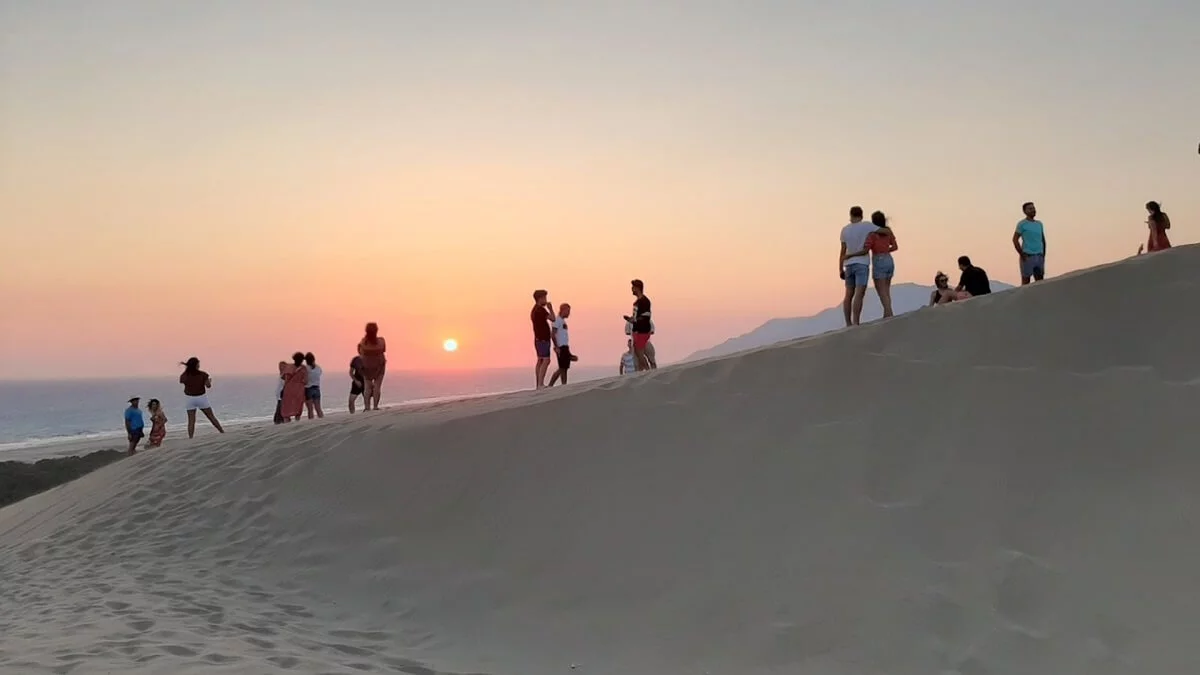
left=2, top=0, right=1197, bottom=380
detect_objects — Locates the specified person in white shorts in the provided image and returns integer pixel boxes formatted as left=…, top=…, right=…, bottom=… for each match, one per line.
left=179, top=357, right=225, bottom=439
left=624, top=318, right=657, bottom=369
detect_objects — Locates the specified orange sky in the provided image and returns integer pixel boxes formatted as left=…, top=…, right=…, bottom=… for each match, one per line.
left=1, top=1, right=1197, bottom=380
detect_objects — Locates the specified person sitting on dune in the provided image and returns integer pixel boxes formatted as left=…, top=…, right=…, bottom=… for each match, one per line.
left=955, top=255, right=991, bottom=298
left=929, top=272, right=960, bottom=305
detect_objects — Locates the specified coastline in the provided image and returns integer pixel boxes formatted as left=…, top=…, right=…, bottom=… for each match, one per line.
left=0, top=383, right=590, bottom=508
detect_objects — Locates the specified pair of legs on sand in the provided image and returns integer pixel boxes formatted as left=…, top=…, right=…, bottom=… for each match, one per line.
left=185, top=407, right=224, bottom=439
left=354, top=374, right=383, bottom=412
left=842, top=262, right=894, bottom=327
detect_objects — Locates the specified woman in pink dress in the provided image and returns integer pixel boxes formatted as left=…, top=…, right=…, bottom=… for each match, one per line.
left=357, top=322, right=387, bottom=411
left=1145, top=201, right=1172, bottom=253
left=279, top=352, right=309, bottom=421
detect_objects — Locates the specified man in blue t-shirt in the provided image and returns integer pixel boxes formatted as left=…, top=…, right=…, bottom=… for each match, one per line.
left=1012, top=201, right=1047, bottom=285
left=124, top=397, right=145, bottom=455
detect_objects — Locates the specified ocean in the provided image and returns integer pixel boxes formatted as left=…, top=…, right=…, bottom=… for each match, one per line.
left=0, top=366, right=614, bottom=456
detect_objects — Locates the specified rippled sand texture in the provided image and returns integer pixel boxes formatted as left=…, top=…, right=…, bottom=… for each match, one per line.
left=2, top=246, right=1199, bottom=674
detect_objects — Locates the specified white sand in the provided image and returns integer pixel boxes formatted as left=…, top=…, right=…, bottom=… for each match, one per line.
left=2, top=246, right=1198, bottom=674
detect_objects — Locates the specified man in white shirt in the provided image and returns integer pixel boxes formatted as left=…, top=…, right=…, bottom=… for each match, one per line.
left=548, top=303, right=577, bottom=386
left=838, top=205, right=875, bottom=326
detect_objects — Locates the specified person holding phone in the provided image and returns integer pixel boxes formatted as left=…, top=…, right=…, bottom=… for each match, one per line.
left=623, top=279, right=653, bottom=371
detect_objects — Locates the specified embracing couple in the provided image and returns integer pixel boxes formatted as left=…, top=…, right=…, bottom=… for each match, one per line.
left=838, top=206, right=899, bottom=327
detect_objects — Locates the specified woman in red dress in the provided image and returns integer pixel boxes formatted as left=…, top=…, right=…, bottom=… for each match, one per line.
left=1145, top=201, right=1172, bottom=252
left=279, top=352, right=309, bottom=421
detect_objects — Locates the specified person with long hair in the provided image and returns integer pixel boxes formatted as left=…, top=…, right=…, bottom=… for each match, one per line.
left=357, top=322, right=387, bottom=410
left=304, top=352, right=324, bottom=419
left=279, top=352, right=308, bottom=421
left=1145, top=201, right=1172, bottom=253
left=179, top=357, right=225, bottom=438
left=146, top=398, right=168, bottom=448
left=845, top=210, right=899, bottom=318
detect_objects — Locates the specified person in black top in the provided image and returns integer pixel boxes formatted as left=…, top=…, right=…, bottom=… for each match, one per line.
left=623, top=279, right=653, bottom=371
left=955, top=256, right=992, bottom=297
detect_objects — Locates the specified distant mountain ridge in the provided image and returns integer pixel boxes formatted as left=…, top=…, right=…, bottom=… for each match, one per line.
left=685, top=281, right=1015, bottom=362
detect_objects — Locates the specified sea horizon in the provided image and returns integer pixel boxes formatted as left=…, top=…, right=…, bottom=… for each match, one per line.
left=0, top=365, right=616, bottom=454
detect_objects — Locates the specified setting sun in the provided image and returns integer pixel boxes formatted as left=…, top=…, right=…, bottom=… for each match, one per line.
left=442, top=338, right=458, bottom=353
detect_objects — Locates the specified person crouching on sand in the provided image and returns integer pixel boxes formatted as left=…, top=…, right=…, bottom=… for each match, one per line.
left=348, top=354, right=366, bottom=413
left=619, top=339, right=638, bottom=375
left=273, top=361, right=288, bottom=424
left=124, top=396, right=145, bottom=455
left=146, top=398, right=167, bottom=448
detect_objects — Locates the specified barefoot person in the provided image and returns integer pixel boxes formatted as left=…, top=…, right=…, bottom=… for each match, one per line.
left=548, top=303, right=578, bottom=387
left=1013, top=201, right=1047, bottom=285
left=348, top=355, right=366, bottom=413
left=619, top=339, right=638, bottom=375
left=303, top=352, right=324, bottom=419
left=625, top=317, right=657, bottom=368
left=273, top=361, right=288, bottom=424
left=179, top=357, right=225, bottom=439
left=357, top=322, right=387, bottom=410
left=839, top=206, right=874, bottom=326
left=280, top=352, right=308, bottom=421
left=624, top=279, right=653, bottom=371
left=845, top=210, right=899, bottom=318
left=124, top=397, right=145, bottom=455
left=146, top=398, right=167, bottom=448
left=530, top=290, right=554, bottom=388
left=1145, top=201, right=1172, bottom=253
left=929, top=271, right=971, bottom=306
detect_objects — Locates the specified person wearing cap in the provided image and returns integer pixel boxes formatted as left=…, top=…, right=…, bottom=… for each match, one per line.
left=124, top=397, right=145, bottom=455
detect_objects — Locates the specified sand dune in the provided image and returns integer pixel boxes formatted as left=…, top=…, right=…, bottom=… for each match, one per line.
left=2, top=246, right=1199, bottom=674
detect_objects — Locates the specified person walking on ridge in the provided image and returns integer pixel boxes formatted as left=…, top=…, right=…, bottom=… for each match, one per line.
left=1013, top=201, right=1047, bottom=285
left=624, top=279, right=653, bottom=371
left=838, top=206, right=875, bottom=326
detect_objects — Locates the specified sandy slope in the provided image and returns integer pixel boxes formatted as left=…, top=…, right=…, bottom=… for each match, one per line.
left=2, top=247, right=1198, bottom=674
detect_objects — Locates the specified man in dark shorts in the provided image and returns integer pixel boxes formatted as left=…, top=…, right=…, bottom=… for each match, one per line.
left=548, top=302, right=577, bottom=387
left=531, top=289, right=554, bottom=388
left=955, top=255, right=992, bottom=298
left=124, top=396, right=144, bottom=455
left=623, top=279, right=653, bottom=371
left=348, top=355, right=366, bottom=413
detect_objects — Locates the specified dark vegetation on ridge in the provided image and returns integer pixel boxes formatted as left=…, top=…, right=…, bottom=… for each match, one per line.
left=0, top=449, right=127, bottom=509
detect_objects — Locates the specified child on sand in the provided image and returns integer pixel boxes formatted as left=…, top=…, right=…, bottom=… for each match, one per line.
left=146, top=398, right=167, bottom=448
left=273, top=361, right=288, bottom=424
left=619, top=340, right=638, bottom=375
left=124, top=397, right=144, bottom=455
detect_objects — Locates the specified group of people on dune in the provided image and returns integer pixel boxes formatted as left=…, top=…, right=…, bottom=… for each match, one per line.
left=837, top=200, right=1173, bottom=326
left=273, top=322, right=390, bottom=424
left=123, top=357, right=226, bottom=454
left=529, top=278, right=658, bottom=389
